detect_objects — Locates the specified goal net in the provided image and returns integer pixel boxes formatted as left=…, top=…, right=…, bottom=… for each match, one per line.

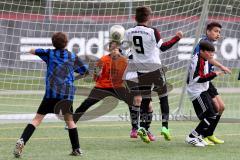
left=0, top=0, right=239, bottom=122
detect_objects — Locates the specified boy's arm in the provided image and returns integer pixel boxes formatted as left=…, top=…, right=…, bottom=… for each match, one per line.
left=159, top=31, right=183, bottom=52
left=29, top=48, right=36, bottom=55
left=197, top=70, right=223, bottom=83
left=29, top=48, right=49, bottom=62
left=208, top=58, right=231, bottom=74
left=197, top=52, right=224, bottom=83
left=93, top=60, right=103, bottom=81
left=74, top=57, right=89, bottom=76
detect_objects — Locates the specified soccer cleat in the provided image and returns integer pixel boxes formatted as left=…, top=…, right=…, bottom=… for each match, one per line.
left=13, top=138, right=25, bottom=158
left=147, top=131, right=156, bottom=141
left=185, top=135, right=205, bottom=147
left=161, top=127, right=172, bottom=141
left=207, top=135, right=224, bottom=144
left=203, top=137, right=215, bottom=146
left=137, top=127, right=150, bottom=144
left=130, top=128, right=138, bottom=138
left=70, top=148, right=83, bottom=156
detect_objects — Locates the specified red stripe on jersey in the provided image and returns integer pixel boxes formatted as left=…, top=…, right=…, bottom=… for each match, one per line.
left=197, top=58, right=217, bottom=82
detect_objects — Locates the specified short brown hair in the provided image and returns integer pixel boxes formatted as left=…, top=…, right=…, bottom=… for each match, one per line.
left=135, top=6, right=152, bottom=23
left=199, top=41, right=215, bottom=52
left=52, top=32, right=68, bottom=49
left=206, top=22, right=222, bottom=31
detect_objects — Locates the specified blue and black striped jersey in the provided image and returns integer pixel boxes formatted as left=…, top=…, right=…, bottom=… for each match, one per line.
left=35, top=48, right=88, bottom=101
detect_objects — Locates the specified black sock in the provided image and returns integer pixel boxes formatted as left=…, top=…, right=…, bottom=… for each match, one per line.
left=68, top=128, right=80, bottom=150
left=145, top=112, right=153, bottom=131
left=129, top=106, right=140, bottom=129
left=195, top=117, right=216, bottom=137
left=20, top=124, right=36, bottom=144
left=140, top=98, right=151, bottom=129
left=206, top=114, right=221, bottom=136
left=160, top=96, right=169, bottom=129
left=140, top=108, right=146, bottom=129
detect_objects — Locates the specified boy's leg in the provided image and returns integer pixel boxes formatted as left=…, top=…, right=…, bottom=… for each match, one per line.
left=206, top=95, right=224, bottom=144
left=143, top=102, right=156, bottom=141
left=155, top=70, right=171, bottom=141
left=124, top=81, right=141, bottom=138
left=187, top=92, right=218, bottom=146
left=14, top=114, right=45, bottom=158
left=73, top=98, right=100, bottom=123
left=65, top=113, right=82, bottom=156
left=13, top=97, right=55, bottom=158
left=129, top=95, right=141, bottom=138
left=73, top=87, right=107, bottom=123
left=206, top=83, right=224, bottom=143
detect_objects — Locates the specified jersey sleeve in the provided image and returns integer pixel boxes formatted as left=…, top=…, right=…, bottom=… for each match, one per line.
left=74, top=57, right=89, bottom=75
left=194, top=58, right=217, bottom=83
left=93, top=58, right=103, bottom=81
left=153, top=28, right=163, bottom=48
left=153, top=28, right=180, bottom=52
left=35, top=49, right=50, bottom=63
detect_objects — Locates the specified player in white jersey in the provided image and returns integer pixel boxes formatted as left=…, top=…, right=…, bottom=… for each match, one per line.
left=185, top=41, right=225, bottom=147
left=124, top=6, right=183, bottom=143
left=123, top=54, right=156, bottom=142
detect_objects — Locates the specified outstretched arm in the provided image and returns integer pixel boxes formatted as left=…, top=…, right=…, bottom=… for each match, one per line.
left=208, top=58, right=231, bottom=74
left=160, top=31, right=183, bottom=52
left=29, top=48, right=36, bottom=55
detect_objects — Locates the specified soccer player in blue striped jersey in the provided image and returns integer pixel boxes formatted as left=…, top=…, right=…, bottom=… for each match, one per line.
left=13, top=32, right=88, bottom=158
left=193, top=22, right=231, bottom=144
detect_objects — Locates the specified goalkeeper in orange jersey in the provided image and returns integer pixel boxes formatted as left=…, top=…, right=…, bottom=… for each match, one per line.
left=72, top=41, right=140, bottom=128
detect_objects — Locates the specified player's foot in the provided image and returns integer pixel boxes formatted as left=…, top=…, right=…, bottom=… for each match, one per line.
left=70, top=148, right=83, bottom=156
left=161, top=127, right=171, bottom=141
left=203, top=137, right=215, bottom=146
left=130, top=128, right=138, bottom=138
left=13, top=138, right=25, bottom=158
left=147, top=131, right=156, bottom=141
left=137, top=127, right=150, bottom=144
left=185, top=135, right=205, bottom=147
left=207, top=135, right=224, bottom=144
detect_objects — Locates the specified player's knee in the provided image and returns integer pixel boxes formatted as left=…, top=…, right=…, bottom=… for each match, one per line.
left=65, top=120, right=77, bottom=129
left=133, top=96, right=142, bottom=106
left=32, top=117, right=43, bottom=127
left=219, top=104, right=225, bottom=114
left=214, top=102, right=225, bottom=114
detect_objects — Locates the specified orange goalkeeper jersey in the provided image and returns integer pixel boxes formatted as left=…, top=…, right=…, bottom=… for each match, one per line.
left=94, top=54, right=127, bottom=88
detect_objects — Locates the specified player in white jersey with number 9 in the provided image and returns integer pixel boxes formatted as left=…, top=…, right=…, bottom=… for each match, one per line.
left=123, top=6, right=183, bottom=143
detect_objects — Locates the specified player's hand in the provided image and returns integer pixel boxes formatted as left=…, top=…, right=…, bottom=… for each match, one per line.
left=214, top=71, right=224, bottom=76
left=176, top=31, right=183, bottom=39
left=219, top=65, right=231, bottom=74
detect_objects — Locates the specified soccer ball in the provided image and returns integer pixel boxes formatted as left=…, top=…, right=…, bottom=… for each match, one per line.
left=109, top=25, right=125, bottom=42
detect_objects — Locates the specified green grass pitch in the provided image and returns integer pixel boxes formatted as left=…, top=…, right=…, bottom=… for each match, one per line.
left=0, top=121, right=239, bottom=160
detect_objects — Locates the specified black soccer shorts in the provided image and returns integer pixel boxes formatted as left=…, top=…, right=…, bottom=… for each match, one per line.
left=137, top=68, right=168, bottom=98
left=192, top=91, right=217, bottom=120
left=207, top=82, right=219, bottom=98
left=37, top=98, right=73, bottom=115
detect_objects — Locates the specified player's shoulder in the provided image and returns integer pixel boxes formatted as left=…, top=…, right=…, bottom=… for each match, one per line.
left=119, top=54, right=128, bottom=62
left=100, top=54, right=111, bottom=61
